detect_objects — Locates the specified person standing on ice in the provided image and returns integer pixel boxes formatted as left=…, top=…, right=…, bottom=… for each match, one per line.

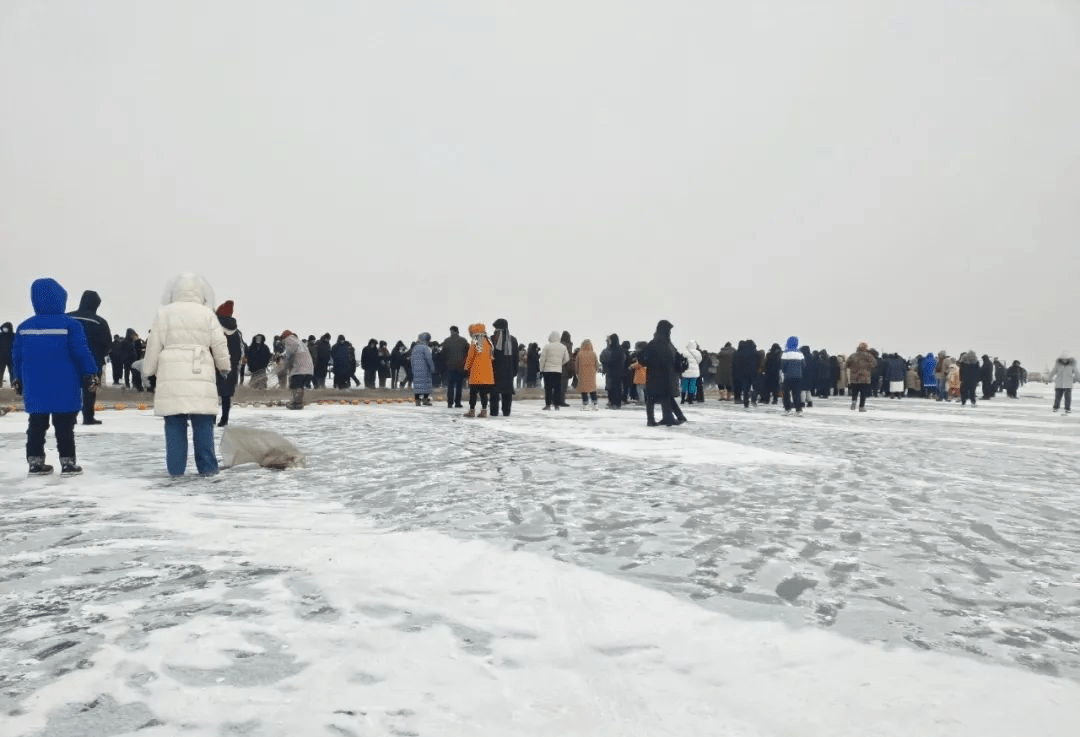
left=679, top=340, right=702, bottom=405
left=66, top=289, right=111, bottom=425
left=845, top=342, right=877, bottom=412
left=463, top=323, right=495, bottom=417
left=1005, top=360, right=1023, bottom=399
left=539, top=331, right=570, bottom=410
left=958, top=351, right=980, bottom=407
left=643, top=320, right=685, bottom=426
left=489, top=318, right=518, bottom=417
left=139, top=273, right=231, bottom=476
left=441, top=326, right=469, bottom=409
left=280, top=330, right=314, bottom=410
left=0, top=321, right=14, bottom=388
left=410, top=332, right=435, bottom=406
left=1048, top=352, right=1080, bottom=414
left=921, top=351, right=938, bottom=399
left=213, top=301, right=243, bottom=427
left=575, top=338, right=601, bottom=410
left=245, top=334, right=272, bottom=389
left=11, top=278, right=100, bottom=475
left=780, top=336, right=806, bottom=416
left=601, top=334, right=625, bottom=409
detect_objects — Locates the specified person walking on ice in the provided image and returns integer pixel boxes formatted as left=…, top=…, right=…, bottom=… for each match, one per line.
left=1048, top=352, right=1080, bottom=414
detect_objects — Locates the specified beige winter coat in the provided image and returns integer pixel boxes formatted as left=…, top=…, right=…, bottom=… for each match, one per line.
left=575, top=342, right=600, bottom=393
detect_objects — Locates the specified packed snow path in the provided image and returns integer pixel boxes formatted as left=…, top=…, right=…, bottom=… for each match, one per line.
left=2, top=385, right=1079, bottom=736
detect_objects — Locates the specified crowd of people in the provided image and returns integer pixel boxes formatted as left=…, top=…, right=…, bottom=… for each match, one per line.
left=3, top=273, right=1077, bottom=477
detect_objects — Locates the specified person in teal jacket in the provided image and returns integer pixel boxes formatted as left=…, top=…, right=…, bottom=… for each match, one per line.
left=11, top=278, right=100, bottom=475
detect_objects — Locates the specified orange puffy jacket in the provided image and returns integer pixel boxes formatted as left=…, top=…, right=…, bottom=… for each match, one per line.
left=465, top=336, right=495, bottom=386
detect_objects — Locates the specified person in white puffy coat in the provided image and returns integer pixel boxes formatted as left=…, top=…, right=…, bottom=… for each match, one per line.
left=539, top=331, right=570, bottom=409
left=680, top=340, right=702, bottom=404
left=142, top=273, right=231, bottom=476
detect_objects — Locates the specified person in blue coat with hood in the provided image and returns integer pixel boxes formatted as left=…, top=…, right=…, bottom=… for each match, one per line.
left=780, top=336, right=806, bottom=416
left=920, top=351, right=938, bottom=398
left=11, top=278, right=100, bottom=475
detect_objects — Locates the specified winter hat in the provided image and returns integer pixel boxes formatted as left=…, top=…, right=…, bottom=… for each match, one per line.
left=216, top=301, right=234, bottom=318
left=655, top=320, right=673, bottom=335
left=858, top=342, right=869, bottom=351
left=785, top=336, right=799, bottom=351
left=548, top=331, right=560, bottom=342
left=492, top=318, right=508, bottom=330
left=281, top=330, right=295, bottom=339
left=417, top=332, right=431, bottom=343
left=469, top=323, right=486, bottom=335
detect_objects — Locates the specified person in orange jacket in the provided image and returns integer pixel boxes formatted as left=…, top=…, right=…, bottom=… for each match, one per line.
left=464, top=323, right=495, bottom=417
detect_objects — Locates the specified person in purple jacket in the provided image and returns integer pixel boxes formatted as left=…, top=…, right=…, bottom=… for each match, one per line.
left=11, top=278, right=100, bottom=475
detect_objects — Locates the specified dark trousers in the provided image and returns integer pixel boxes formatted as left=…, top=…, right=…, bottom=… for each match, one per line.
left=736, top=378, right=754, bottom=407
left=490, top=392, right=513, bottom=416
left=646, top=395, right=681, bottom=425
left=110, top=361, right=123, bottom=384
left=782, top=378, right=803, bottom=411
left=1054, top=388, right=1072, bottom=411
left=363, top=369, right=377, bottom=388
left=850, top=383, right=870, bottom=408
left=468, top=385, right=491, bottom=410
left=219, top=396, right=232, bottom=423
left=314, top=368, right=328, bottom=389
left=0, top=359, right=11, bottom=385
left=961, top=381, right=977, bottom=405
left=27, top=412, right=77, bottom=459
left=543, top=372, right=562, bottom=407
left=446, top=369, right=465, bottom=407
left=82, top=388, right=97, bottom=423
left=607, top=376, right=623, bottom=408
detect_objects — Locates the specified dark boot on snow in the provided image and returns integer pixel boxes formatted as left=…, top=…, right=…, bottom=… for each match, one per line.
left=60, top=458, right=83, bottom=476
left=28, top=457, right=53, bottom=475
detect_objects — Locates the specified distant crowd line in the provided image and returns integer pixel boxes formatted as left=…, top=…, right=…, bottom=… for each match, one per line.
left=3, top=273, right=1079, bottom=477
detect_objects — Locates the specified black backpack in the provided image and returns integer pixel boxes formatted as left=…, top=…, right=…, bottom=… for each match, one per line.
left=676, top=351, right=690, bottom=374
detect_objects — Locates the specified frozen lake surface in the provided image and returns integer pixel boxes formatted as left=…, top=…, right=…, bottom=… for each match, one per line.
left=2, top=385, right=1080, bottom=736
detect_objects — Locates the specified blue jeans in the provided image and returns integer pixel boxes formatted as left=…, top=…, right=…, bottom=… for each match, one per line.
left=164, top=414, right=218, bottom=476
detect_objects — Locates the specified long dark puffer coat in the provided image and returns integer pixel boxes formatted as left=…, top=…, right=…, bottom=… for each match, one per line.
left=246, top=335, right=272, bottom=373
left=644, top=320, right=678, bottom=397
left=491, top=318, right=519, bottom=393
left=216, top=314, right=244, bottom=397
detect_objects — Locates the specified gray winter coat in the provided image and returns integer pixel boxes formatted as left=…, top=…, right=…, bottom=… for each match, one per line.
left=1049, top=356, right=1080, bottom=389
left=411, top=337, right=435, bottom=393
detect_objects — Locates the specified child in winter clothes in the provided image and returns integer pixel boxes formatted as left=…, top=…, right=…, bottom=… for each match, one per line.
left=464, top=324, right=494, bottom=417
left=12, top=278, right=100, bottom=475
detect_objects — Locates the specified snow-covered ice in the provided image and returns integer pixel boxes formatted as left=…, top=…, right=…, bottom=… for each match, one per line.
left=2, top=385, right=1080, bottom=736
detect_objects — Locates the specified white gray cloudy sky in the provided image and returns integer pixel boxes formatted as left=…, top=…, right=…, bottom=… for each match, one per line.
left=2, top=0, right=1078, bottom=369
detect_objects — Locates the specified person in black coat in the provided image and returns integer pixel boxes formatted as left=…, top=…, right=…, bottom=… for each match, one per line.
left=107, top=334, right=124, bottom=385
left=602, top=333, right=625, bottom=409
left=763, top=343, right=782, bottom=404
left=215, top=301, right=243, bottom=426
left=0, top=322, right=14, bottom=387
left=66, top=290, right=111, bottom=424
left=959, top=351, right=980, bottom=406
left=245, top=334, right=272, bottom=389
left=526, top=343, right=540, bottom=388
left=980, top=355, right=996, bottom=400
left=120, top=329, right=142, bottom=389
left=312, top=334, right=332, bottom=389
left=331, top=335, right=353, bottom=389
left=732, top=340, right=759, bottom=408
left=643, top=320, right=685, bottom=426
left=489, top=318, right=519, bottom=416
left=360, top=339, right=380, bottom=388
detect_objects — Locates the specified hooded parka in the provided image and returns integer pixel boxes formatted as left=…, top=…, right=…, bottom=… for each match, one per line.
left=142, top=273, right=232, bottom=417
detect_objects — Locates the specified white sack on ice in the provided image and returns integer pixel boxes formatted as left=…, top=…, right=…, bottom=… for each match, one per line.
left=219, top=426, right=306, bottom=469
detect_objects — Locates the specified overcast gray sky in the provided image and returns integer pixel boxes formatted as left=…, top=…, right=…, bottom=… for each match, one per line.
left=2, top=0, right=1078, bottom=369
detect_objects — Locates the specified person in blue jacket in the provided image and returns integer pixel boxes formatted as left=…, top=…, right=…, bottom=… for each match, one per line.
left=780, top=336, right=806, bottom=416
left=920, top=351, right=938, bottom=398
left=11, top=278, right=100, bottom=475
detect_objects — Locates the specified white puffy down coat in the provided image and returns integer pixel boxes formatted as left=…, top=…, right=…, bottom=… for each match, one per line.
left=539, top=331, right=569, bottom=373
left=142, top=273, right=231, bottom=417
left=681, top=341, right=702, bottom=379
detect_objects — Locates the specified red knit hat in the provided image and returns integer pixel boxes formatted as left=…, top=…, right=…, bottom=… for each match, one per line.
left=281, top=330, right=294, bottom=339
left=216, top=300, right=234, bottom=317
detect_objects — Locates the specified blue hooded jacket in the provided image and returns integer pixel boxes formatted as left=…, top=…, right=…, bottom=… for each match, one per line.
left=921, top=352, right=938, bottom=388
left=780, top=336, right=805, bottom=380
left=12, top=279, right=99, bottom=414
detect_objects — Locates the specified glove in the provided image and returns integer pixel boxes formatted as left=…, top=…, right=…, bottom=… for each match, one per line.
left=82, top=374, right=101, bottom=393
left=12, top=379, right=22, bottom=396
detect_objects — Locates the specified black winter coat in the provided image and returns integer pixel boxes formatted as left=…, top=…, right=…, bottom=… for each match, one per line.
left=360, top=345, right=380, bottom=371
left=491, top=328, right=519, bottom=393
left=733, top=341, right=759, bottom=382
left=246, top=336, right=272, bottom=373
left=0, top=322, right=14, bottom=363
left=216, top=315, right=243, bottom=397
left=67, top=290, right=111, bottom=367
left=644, top=332, right=679, bottom=397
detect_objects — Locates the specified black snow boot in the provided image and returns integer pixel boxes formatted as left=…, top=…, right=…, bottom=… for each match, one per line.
left=28, top=457, right=53, bottom=475
left=61, top=458, right=83, bottom=476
